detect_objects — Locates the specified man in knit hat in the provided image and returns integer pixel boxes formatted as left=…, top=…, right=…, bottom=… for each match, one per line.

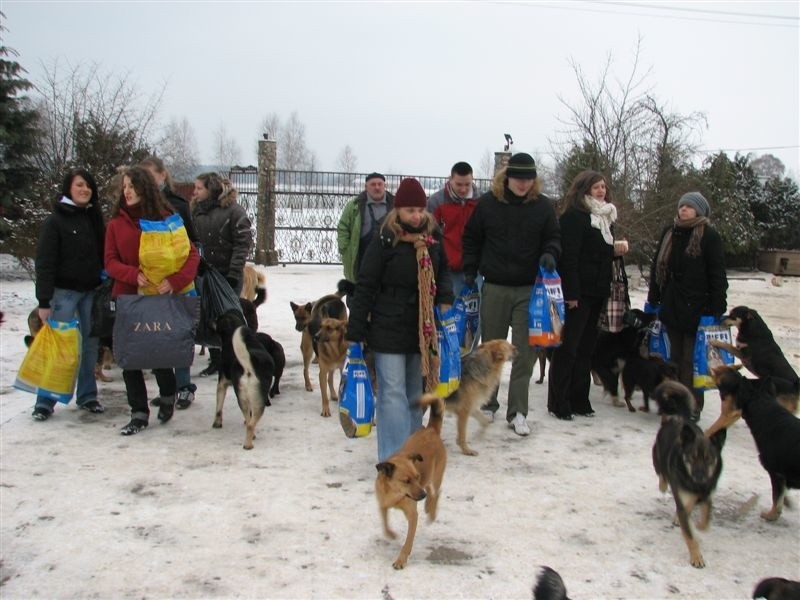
left=337, top=172, right=395, bottom=305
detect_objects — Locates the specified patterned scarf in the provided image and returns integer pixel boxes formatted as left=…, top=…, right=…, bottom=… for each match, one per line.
left=399, top=231, right=440, bottom=393
left=655, top=216, right=709, bottom=289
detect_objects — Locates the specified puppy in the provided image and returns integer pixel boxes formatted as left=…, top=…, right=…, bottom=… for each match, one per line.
left=752, top=577, right=800, bottom=600
left=444, top=339, right=517, bottom=455
left=708, top=365, right=800, bottom=521
left=621, top=356, right=679, bottom=413
left=652, top=380, right=727, bottom=568
left=314, top=317, right=348, bottom=417
left=710, top=306, right=799, bottom=414
left=212, top=310, right=275, bottom=450
left=289, top=280, right=349, bottom=392
left=255, top=332, right=285, bottom=398
left=375, top=393, right=447, bottom=569
left=591, top=309, right=656, bottom=407
left=239, top=263, right=267, bottom=304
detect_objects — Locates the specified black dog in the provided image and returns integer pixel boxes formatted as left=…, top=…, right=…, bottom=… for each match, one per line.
left=621, top=356, right=679, bottom=413
left=256, top=331, right=285, bottom=398
left=212, top=310, right=275, bottom=450
left=712, top=365, right=800, bottom=522
left=532, top=566, right=570, bottom=600
left=652, top=380, right=727, bottom=568
left=592, top=309, right=657, bottom=407
left=711, top=306, right=799, bottom=414
left=752, top=577, right=800, bottom=600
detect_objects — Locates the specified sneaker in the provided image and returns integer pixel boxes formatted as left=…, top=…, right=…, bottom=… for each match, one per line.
left=31, top=407, right=51, bottom=421
left=157, top=399, right=175, bottom=424
left=176, top=389, right=194, bottom=410
left=199, top=364, right=218, bottom=377
left=509, top=413, right=531, bottom=436
left=79, top=400, right=105, bottom=414
left=120, top=418, right=148, bottom=435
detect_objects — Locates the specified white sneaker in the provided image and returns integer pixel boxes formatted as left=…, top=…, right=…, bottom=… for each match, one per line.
left=480, top=408, right=495, bottom=423
left=510, top=413, right=530, bottom=436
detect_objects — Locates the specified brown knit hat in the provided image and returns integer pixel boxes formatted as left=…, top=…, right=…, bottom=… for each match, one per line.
left=394, top=178, right=427, bottom=208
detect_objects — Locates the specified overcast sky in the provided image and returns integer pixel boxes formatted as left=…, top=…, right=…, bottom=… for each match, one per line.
left=4, top=1, right=799, bottom=179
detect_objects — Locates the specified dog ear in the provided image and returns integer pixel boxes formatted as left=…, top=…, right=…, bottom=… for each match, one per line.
left=290, top=301, right=299, bottom=311
left=409, top=453, right=424, bottom=464
left=376, top=462, right=395, bottom=477
left=304, top=302, right=313, bottom=312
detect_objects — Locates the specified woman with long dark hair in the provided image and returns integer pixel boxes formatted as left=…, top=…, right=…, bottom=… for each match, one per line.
left=32, top=169, right=106, bottom=420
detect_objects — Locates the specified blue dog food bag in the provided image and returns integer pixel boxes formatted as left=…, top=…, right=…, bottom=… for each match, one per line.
left=339, top=343, right=375, bottom=438
left=528, top=267, right=565, bottom=347
left=693, top=315, right=735, bottom=390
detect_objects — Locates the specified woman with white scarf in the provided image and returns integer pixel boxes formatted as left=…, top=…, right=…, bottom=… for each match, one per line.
left=547, top=170, right=628, bottom=420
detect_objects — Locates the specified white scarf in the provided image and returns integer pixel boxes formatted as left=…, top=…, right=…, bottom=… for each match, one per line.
left=586, top=196, right=616, bottom=245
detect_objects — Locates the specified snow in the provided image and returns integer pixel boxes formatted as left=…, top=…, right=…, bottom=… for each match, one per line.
left=1, top=258, right=798, bottom=599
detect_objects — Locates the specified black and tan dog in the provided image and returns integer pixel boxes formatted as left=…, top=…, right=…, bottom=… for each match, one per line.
left=256, top=331, right=285, bottom=398
left=212, top=310, right=275, bottom=450
left=289, top=280, right=351, bottom=393
left=707, top=365, right=800, bottom=522
left=710, top=306, right=799, bottom=414
left=375, top=393, right=447, bottom=570
left=443, top=339, right=517, bottom=455
left=621, top=355, right=679, bottom=413
left=652, top=380, right=727, bottom=568
left=315, top=317, right=348, bottom=417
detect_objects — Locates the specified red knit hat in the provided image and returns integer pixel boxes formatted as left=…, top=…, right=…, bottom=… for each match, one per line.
left=393, top=178, right=427, bottom=208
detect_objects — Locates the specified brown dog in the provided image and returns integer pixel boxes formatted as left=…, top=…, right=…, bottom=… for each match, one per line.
left=375, top=393, right=447, bottom=569
left=290, top=290, right=347, bottom=393
left=443, top=339, right=517, bottom=455
left=240, top=264, right=267, bottom=303
left=315, top=317, right=348, bottom=417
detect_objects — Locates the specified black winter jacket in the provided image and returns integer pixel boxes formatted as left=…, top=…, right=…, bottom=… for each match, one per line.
left=462, top=188, right=561, bottom=286
left=162, top=186, right=198, bottom=243
left=347, top=226, right=454, bottom=353
left=647, top=223, right=728, bottom=334
left=558, top=208, right=614, bottom=301
left=192, top=196, right=252, bottom=281
left=35, top=200, right=105, bottom=308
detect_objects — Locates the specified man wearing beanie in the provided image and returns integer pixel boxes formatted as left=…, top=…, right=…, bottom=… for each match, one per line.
left=337, top=172, right=395, bottom=304
left=648, top=190, right=728, bottom=420
left=346, top=177, right=453, bottom=461
left=462, top=152, right=561, bottom=436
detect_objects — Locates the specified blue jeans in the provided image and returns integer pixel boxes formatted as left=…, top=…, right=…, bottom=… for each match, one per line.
left=175, top=367, right=194, bottom=392
left=35, top=288, right=98, bottom=412
left=374, top=352, right=423, bottom=462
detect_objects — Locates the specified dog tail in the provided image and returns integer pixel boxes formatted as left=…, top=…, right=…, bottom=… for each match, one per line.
left=653, top=380, right=695, bottom=421
left=532, top=566, right=570, bottom=600
left=417, top=392, right=445, bottom=435
left=336, top=279, right=355, bottom=299
left=253, top=284, right=267, bottom=308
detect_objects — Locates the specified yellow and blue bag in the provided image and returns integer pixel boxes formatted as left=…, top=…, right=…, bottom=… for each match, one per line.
left=693, top=315, right=735, bottom=390
left=14, top=319, right=81, bottom=403
left=139, top=213, right=194, bottom=295
left=528, top=266, right=565, bottom=347
left=435, top=305, right=461, bottom=396
left=339, top=343, right=375, bottom=438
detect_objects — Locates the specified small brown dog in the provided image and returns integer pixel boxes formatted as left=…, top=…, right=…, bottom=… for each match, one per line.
left=240, top=264, right=267, bottom=303
left=315, top=317, right=348, bottom=417
left=375, top=393, right=447, bottom=569
left=443, top=339, right=518, bottom=455
left=290, top=291, right=347, bottom=393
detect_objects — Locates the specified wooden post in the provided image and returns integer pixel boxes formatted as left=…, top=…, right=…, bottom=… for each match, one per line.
left=257, top=138, right=279, bottom=265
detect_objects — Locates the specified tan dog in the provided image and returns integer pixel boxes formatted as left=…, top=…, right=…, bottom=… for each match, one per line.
left=315, top=317, right=348, bottom=417
left=240, top=264, right=267, bottom=303
left=375, top=393, right=447, bottom=569
left=443, top=339, right=518, bottom=455
left=290, top=292, right=347, bottom=393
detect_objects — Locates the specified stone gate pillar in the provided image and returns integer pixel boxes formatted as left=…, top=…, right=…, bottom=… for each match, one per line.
left=494, top=151, right=511, bottom=176
left=257, top=137, right=279, bottom=266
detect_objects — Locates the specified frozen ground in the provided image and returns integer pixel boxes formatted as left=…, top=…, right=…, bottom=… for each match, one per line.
left=0, top=257, right=798, bottom=599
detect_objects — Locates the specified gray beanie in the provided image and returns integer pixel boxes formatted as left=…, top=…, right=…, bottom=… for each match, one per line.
left=678, top=191, right=710, bottom=217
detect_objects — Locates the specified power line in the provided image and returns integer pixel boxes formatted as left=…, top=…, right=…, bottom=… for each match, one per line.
left=599, top=1, right=800, bottom=22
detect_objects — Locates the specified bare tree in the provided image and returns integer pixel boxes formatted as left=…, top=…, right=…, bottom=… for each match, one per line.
left=335, top=145, right=358, bottom=173
left=212, top=122, right=241, bottom=169
left=478, top=148, right=494, bottom=180
left=157, top=116, right=199, bottom=181
left=257, top=111, right=314, bottom=170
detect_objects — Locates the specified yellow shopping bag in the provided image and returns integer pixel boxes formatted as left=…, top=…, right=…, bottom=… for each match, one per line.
left=14, top=319, right=81, bottom=403
left=139, top=213, right=194, bottom=295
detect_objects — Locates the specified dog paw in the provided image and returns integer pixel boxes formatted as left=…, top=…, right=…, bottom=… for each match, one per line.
left=689, top=552, right=706, bottom=568
left=760, top=509, right=780, bottom=521
left=638, top=406, right=650, bottom=413
left=321, top=409, right=331, bottom=417
left=461, top=447, right=478, bottom=456
left=392, top=556, right=407, bottom=570
left=305, top=383, right=313, bottom=392
left=212, top=420, right=223, bottom=429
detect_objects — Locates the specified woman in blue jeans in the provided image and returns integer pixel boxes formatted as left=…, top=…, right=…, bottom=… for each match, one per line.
left=346, top=178, right=453, bottom=461
left=32, top=169, right=106, bottom=420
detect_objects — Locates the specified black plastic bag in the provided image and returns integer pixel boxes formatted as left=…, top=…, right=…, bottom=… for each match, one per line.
left=90, top=279, right=115, bottom=338
left=113, top=294, right=200, bottom=370
left=195, top=265, right=244, bottom=348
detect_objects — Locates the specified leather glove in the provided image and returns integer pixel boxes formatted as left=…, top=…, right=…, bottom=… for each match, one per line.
left=539, top=252, right=556, bottom=272
left=225, top=277, right=239, bottom=290
left=464, top=273, right=476, bottom=288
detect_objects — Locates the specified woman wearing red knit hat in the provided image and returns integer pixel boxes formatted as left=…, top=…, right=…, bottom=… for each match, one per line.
left=347, top=177, right=454, bottom=462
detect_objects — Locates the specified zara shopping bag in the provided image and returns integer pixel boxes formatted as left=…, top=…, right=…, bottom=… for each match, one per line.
left=113, top=294, right=200, bottom=370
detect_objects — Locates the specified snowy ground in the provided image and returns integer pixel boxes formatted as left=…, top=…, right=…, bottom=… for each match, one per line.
left=0, top=258, right=798, bottom=599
